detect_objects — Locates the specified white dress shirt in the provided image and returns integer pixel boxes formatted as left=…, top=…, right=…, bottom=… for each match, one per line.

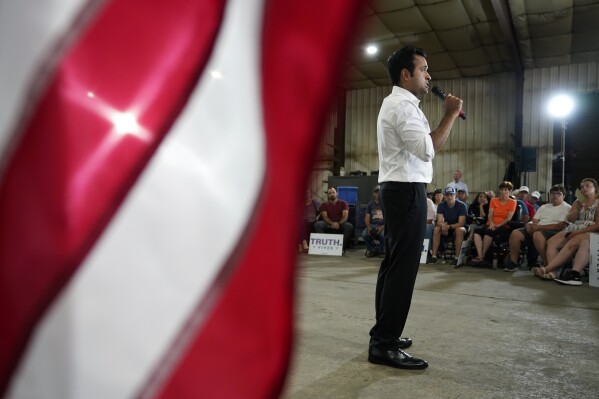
left=377, top=86, right=435, bottom=183
left=446, top=180, right=469, bottom=194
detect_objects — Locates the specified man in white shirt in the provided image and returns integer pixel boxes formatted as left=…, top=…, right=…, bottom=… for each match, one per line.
left=503, top=184, right=571, bottom=271
left=368, top=45, right=463, bottom=370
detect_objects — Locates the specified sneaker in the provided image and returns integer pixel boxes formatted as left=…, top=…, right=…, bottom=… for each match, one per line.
left=428, top=256, right=437, bottom=264
left=451, top=258, right=458, bottom=266
left=555, top=270, right=582, bottom=286
left=504, top=258, right=519, bottom=272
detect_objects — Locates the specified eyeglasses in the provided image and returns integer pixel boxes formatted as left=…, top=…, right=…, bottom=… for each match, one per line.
left=550, top=192, right=563, bottom=196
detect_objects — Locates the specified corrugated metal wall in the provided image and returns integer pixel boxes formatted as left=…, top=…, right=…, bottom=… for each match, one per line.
left=323, top=63, right=599, bottom=200
left=311, top=61, right=599, bottom=201
left=310, top=109, right=336, bottom=203
left=344, top=73, right=518, bottom=198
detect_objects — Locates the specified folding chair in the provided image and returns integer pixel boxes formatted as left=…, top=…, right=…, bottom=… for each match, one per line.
left=439, top=230, right=456, bottom=261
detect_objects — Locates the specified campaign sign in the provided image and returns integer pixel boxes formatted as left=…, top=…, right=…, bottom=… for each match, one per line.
left=590, top=233, right=599, bottom=288
left=420, top=239, right=429, bottom=264
left=308, top=233, right=343, bottom=256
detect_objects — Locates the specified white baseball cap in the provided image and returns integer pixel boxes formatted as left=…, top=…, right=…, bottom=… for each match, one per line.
left=518, top=186, right=530, bottom=193
left=531, top=191, right=541, bottom=199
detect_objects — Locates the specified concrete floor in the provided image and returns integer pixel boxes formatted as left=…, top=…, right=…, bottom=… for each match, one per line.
left=282, top=248, right=599, bottom=399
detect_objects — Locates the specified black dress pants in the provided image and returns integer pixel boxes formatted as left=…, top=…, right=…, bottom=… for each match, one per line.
left=370, top=182, right=427, bottom=349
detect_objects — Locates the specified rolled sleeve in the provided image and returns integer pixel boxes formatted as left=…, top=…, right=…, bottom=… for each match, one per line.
left=395, top=103, right=434, bottom=162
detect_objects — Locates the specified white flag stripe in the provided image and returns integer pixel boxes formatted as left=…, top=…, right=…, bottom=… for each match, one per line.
left=8, top=0, right=266, bottom=398
left=0, top=0, right=95, bottom=163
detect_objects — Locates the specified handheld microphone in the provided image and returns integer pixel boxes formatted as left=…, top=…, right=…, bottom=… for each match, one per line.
left=431, top=86, right=466, bottom=120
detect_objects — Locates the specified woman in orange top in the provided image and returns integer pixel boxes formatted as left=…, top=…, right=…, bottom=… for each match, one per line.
left=471, top=181, right=517, bottom=266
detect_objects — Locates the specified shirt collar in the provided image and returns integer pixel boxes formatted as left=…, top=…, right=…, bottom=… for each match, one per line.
left=392, top=86, right=420, bottom=105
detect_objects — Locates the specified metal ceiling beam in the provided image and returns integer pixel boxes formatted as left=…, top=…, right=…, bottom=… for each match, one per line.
left=491, top=0, right=524, bottom=181
left=490, top=0, right=523, bottom=73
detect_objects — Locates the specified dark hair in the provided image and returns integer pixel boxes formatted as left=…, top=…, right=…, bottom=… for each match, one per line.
left=580, top=178, right=599, bottom=193
left=498, top=181, right=513, bottom=190
left=476, top=191, right=490, bottom=202
left=549, top=184, right=566, bottom=196
left=387, top=45, right=427, bottom=86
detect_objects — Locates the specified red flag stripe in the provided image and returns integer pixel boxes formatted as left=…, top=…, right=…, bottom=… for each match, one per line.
left=3, top=1, right=364, bottom=397
left=0, top=0, right=227, bottom=395
left=154, top=1, right=364, bottom=398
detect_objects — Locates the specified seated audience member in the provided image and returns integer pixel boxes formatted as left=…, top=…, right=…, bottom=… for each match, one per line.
left=503, top=185, right=571, bottom=271
left=425, top=196, right=436, bottom=254
left=555, top=238, right=590, bottom=286
left=362, top=186, right=385, bottom=257
left=299, top=190, right=321, bottom=252
left=432, top=188, right=444, bottom=209
left=516, top=186, right=536, bottom=219
left=485, top=190, right=496, bottom=199
left=314, top=188, right=354, bottom=252
left=530, top=191, right=542, bottom=210
left=471, top=181, right=517, bottom=266
left=429, top=187, right=467, bottom=265
left=512, top=190, right=530, bottom=224
left=468, top=192, right=490, bottom=224
left=457, top=189, right=469, bottom=207
left=428, top=188, right=444, bottom=248
left=533, top=178, right=599, bottom=281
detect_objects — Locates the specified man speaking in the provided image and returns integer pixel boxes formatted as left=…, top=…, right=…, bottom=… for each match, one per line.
left=368, top=45, right=463, bottom=369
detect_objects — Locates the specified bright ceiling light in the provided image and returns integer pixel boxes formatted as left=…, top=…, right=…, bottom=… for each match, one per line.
left=210, top=70, right=222, bottom=79
left=547, top=94, right=575, bottom=119
left=365, top=45, right=378, bottom=55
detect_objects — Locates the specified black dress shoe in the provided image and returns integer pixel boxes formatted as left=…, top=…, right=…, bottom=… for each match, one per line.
left=397, top=337, right=412, bottom=349
left=368, top=346, right=428, bottom=370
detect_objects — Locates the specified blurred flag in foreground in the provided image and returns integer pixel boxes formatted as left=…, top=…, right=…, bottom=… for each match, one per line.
left=0, top=0, right=362, bottom=397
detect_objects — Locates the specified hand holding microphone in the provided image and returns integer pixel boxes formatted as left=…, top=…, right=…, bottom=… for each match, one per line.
left=431, top=86, right=466, bottom=120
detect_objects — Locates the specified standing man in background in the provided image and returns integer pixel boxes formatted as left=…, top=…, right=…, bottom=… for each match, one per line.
left=447, top=170, right=469, bottom=194
left=369, top=45, right=463, bottom=369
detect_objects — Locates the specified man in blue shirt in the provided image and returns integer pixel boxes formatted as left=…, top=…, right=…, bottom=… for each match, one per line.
left=429, top=186, right=467, bottom=265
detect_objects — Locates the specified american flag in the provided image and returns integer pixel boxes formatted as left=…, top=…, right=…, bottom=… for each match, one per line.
left=0, top=0, right=362, bottom=397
